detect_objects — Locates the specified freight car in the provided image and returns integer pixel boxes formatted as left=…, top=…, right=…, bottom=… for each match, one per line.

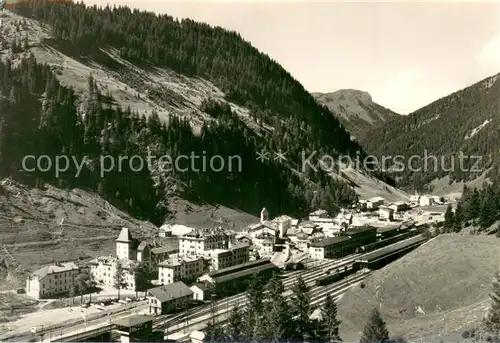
left=360, top=232, right=413, bottom=253
left=315, top=266, right=356, bottom=286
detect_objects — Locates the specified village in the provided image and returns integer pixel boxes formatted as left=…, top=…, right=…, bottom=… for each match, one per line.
left=18, top=193, right=448, bottom=334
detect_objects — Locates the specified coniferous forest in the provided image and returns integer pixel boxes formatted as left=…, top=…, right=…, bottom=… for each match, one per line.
left=0, top=0, right=364, bottom=224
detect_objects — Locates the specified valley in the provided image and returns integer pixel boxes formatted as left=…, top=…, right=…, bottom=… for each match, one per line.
left=0, top=1, right=499, bottom=343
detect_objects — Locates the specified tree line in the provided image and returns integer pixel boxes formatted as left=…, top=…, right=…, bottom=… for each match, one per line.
left=360, top=73, right=500, bottom=193
left=442, top=184, right=500, bottom=236
left=204, top=273, right=407, bottom=343
left=0, top=52, right=357, bottom=225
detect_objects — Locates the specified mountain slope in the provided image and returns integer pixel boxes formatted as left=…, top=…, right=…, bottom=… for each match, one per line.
left=313, top=89, right=399, bottom=138
left=0, top=4, right=365, bottom=225
left=0, top=1, right=407, bottom=233
left=361, top=73, right=500, bottom=191
left=338, top=234, right=500, bottom=342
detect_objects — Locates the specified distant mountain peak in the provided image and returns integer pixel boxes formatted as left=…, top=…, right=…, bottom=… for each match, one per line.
left=313, top=88, right=399, bottom=138
left=323, top=89, right=373, bottom=103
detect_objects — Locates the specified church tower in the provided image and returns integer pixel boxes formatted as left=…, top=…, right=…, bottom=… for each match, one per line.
left=260, top=207, right=269, bottom=223
left=116, top=227, right=132, bottom=260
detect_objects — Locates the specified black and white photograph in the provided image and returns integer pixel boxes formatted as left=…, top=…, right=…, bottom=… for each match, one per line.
left=0, top=0, right=499, bottom=342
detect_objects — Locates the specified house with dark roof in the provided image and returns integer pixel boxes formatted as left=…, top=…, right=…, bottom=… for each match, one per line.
left=197, top=259, right=279, bottom=297
left=26, top=262, right=80, bottom=300
left=150, top=245, right=179, bottom=267
left=147, top=281, right=193, bottom=315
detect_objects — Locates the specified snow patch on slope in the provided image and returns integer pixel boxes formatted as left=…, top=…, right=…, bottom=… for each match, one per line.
left=337, top=167, right=410, bottom=202
left=465, top=119, right=491, bottom=140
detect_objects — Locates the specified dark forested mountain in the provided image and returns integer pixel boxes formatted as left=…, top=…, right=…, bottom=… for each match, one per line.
left=313, top=90, right=399, bottom=138
left=361, top=73, right=500, bottom=191
left=0, top=1, right=368, bottom=225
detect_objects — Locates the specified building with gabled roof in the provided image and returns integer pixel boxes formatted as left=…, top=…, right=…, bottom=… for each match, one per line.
left=366, top=196, right=385, bottom=210
left=147, top=281, right=193, bottom=315
left=26, top=262, right=80, bottom=300
left=197, top=258, right=278, bottom=297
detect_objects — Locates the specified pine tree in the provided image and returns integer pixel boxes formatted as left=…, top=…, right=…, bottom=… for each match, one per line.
left=246, top=274, right=265, bottom=314
left=75, top=271, right=90, bottom=303
left=113, top=261, right=127, bottom=300
left=479, top=187, right=497, bottom=229
left=226, top=305, right=243, bottom=341
left=84, top=271, right=97, bottom=303
left=292, top=276, right=312, bottom=340
left=204, top=321, right=226, bottom=343
left=315, top=294, right=342, bottom=342
left=468, top=189, right=481, bottom=221
left=443, top=204, right=454, bottom=232
left=453, top=201, right=463, bottom=232
left=205, top=301, right=225, bottom=342
left=483, top=271, right=500, bottom=340
left=263, top=274, right=293, bottom=341
left=133, top=262, right=150, bottom=298
left=242, top=275, right=266, bottom=341
left=360, top=308, right=390, bottom=343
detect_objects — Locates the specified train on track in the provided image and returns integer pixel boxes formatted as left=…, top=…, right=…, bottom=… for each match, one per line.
left=315, top=266, right=356, bottom=286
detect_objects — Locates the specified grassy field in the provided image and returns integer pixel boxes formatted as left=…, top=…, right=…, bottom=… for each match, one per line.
left=337, top=233, right=500, bottom=342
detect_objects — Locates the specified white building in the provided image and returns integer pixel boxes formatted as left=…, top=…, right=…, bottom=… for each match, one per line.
left=179, top=229, right=228, bottom=256
left=158, top=255, right=207, bottom=285
left=89, top=256, right=138, bottom=290
left=272, top=215, right=293, bottom=237
left=26, top=262, right=80, bottom=300
left=190, top=331, right=206, bottom=343
left=419, top=195, right=435, bottom=207
left=260, top=238, right=274, bottom=255
left=246, top=222, right=278, bottom=238
left=379, top=207, right=394, bottom=221
left=204, top=249, right=235, bottom=271
left=159, top=224, right=194, bottom=237
left=89, top=228, right=149, bottom=291
left=116, top=227, right=151, bottom=265
left=388, top=201, right=408, bottom=213
left=190, top=283, right=209, bottom=301
left=367, top=197, right=385, bottom=210
left=309, top=209, right=329, bottom=221
left=298, top=221, right=320, bottom=234
left=410, top=194, right=420, bottom=203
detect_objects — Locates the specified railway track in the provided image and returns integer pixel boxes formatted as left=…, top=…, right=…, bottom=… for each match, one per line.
left=43, top=234, right=425, bottom=342
left=164, top=270, right=370, bottom=339
left=155, top=255, right=363, bottom=333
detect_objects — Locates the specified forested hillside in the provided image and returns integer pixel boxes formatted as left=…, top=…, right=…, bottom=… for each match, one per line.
left=361, top=73, right=500, bottom=191
left=0, top=0, right=365, bottom=224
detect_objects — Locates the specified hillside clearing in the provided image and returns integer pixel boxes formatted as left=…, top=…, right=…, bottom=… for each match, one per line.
left=337, top=234, right=500, bottom=342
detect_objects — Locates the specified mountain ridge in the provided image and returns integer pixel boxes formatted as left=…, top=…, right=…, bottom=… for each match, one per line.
left=313, top=89, right=400, bottom=138
left=0, top=3, right=408, bottom=229
left=360, top=72, right=500, bottom=191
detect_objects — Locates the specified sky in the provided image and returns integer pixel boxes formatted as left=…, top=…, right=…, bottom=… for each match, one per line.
left=83, top=1, right=500, bottom=114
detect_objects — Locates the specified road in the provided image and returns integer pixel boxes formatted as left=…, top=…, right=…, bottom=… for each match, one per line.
left=3, top=301, right=150, bottom=343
